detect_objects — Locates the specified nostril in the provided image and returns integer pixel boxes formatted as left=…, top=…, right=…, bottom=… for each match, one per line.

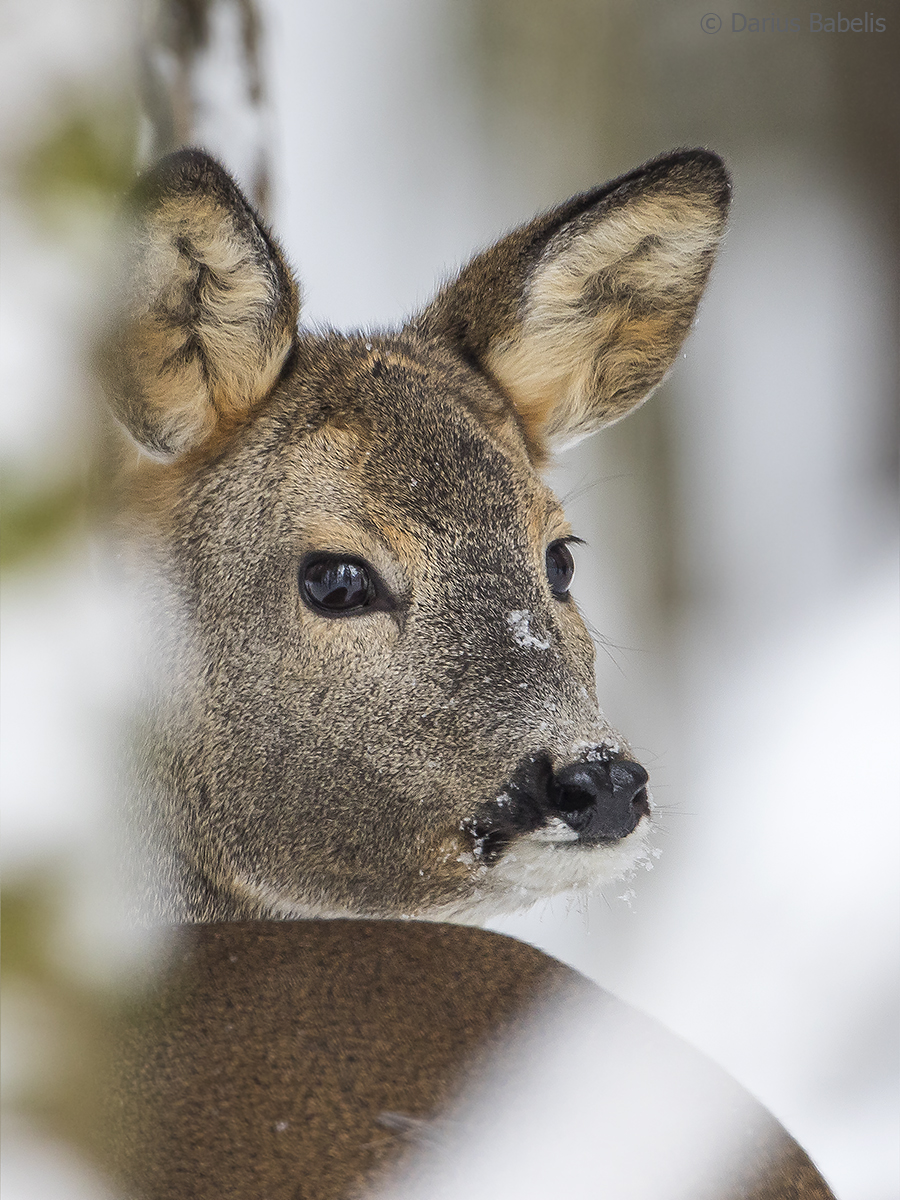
left=555, top=766, right=609, bottom=815
left=609, top=760, right=649, bottom=797
left=550, top=758, right=649, bottom=843
left=610, top=761, right=651, bottom=821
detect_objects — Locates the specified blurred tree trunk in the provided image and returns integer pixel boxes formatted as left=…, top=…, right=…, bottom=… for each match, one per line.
left=138, top=0, right=272, bottom=216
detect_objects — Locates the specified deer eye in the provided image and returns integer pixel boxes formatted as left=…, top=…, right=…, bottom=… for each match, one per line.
left=545, top=540, right=575, bottom=600
left=301, top=555, right=377, bottom=615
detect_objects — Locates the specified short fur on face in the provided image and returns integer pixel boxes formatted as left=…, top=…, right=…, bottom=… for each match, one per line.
left=103, top=148, right=730, bottom=923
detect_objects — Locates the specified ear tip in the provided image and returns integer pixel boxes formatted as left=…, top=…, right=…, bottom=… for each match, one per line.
left=646, top=146, right=733, bottom=213
left=658, top=145, right=727, bottom=170
left=131, top=148, right=238, bottom=210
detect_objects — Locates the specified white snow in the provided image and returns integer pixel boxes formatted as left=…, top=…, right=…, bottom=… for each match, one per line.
left=506, top=610, right=551, bottom=651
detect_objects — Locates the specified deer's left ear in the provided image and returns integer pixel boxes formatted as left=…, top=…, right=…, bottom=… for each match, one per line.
left=417, top=149, right=730, bottom=456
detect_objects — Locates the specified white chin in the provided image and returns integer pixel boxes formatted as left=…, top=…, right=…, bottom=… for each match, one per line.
left=428, top=817, right=653, bottom=925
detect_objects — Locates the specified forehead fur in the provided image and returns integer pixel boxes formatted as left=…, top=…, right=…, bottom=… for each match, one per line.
left=266, top=331, right=560, bottom=533
left=121, top=328, right=565, bottom=556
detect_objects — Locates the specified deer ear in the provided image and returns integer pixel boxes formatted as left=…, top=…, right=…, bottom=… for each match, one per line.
left=101, top=150, right=299, bottom=460
left=418, top=149, right=730, bottom=456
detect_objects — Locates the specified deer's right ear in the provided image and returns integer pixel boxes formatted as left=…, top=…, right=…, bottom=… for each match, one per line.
left=100, top=150, right=299, bottom=461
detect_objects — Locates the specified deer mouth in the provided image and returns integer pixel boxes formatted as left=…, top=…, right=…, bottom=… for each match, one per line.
left=461, top=752, right=651, bottom=865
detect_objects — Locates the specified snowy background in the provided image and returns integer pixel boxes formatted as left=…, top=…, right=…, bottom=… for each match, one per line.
left=2, top=2, right=897, bottom=1197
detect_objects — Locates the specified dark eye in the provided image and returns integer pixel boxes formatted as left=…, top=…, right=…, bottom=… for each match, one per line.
left=301, top=555, right=377, bottom=615
left=546, top=540, right=575, bottom=600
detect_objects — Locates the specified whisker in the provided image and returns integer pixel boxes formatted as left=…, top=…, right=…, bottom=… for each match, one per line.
left=580, top=618, right=629, bottom=674
left=559, top=470, right=635, bottom=508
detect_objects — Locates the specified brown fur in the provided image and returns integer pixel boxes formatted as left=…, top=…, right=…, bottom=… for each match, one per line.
left=102, top=921, right=836, bottom=1200
left=418, top=150, right=729, bottom=457
left=102, top=147, right=730, bottom=926
left=95, top=148, right=837, bottom=1200
left=102, top=153, right=298, bottom=458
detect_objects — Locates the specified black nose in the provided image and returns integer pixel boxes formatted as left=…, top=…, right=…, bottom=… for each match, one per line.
left=550, top=759, right=650, bottom=842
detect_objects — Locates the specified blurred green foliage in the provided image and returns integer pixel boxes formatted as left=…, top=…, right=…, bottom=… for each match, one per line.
left=1, top=872, right=64, bottom=983
left=1, top=85, right=140, bottom=1184
left=1, top=872, right=103, bottom=1136
left=15, top=99, right=138, bottom=224
left=1, top=474, right=86, bottom=569
left=2, top=95, right=138, bottom=571
left=2, top=867, right=165, bottom=1183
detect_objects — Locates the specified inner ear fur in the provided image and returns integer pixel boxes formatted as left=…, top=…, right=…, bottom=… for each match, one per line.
left=417, top=148, right=731, bottom=457
left=101, top=150, right=299, bottom=460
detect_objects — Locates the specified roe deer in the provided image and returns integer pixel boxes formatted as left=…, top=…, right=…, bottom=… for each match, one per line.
left=97, top=148, right=835, bottom=1198
left=105, top=147, right=727, bottom=925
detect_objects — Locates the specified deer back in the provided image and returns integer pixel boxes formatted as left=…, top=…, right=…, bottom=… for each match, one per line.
left=103, top=921, right=835, bottom=1200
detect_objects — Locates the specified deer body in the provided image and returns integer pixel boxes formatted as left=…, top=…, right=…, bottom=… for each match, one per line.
left=99, top=149, right=836, bottom=1197
left=106, top=921, right=834, bottom=1200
